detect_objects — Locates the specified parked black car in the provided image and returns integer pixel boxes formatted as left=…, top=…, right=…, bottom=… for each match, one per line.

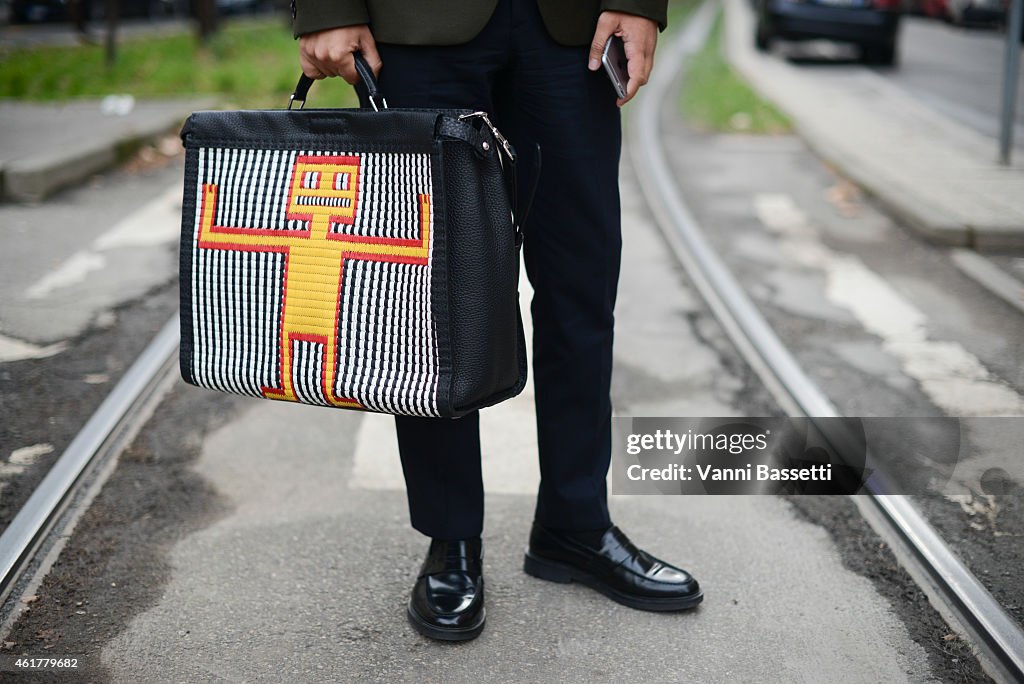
left=754, top=0, right=903, bottom=66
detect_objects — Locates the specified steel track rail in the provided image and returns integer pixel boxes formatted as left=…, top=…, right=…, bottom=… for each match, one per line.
left=0, top=314, right=180, bottom=603
left=630, top=2, right=1024, bottom=681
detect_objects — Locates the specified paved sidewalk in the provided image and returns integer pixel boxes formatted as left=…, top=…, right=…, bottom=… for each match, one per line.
left=725, top=0, right=1024, bottom=249
left=0, top=97, right=214, bottom=202
left=0, top=17, right=192, bottom=49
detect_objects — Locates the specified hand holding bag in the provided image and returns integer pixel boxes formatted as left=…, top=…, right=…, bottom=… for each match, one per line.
left=178, top=55, right=530, bottom=418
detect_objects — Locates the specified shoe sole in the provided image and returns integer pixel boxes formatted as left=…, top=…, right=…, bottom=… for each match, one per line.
left=523, top=551, right=704, bottom=612
left=406, top=603, right=485, bottom=642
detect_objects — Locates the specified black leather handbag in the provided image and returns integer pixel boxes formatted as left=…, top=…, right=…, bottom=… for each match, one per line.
left=178, top=54, right=532, bottom=418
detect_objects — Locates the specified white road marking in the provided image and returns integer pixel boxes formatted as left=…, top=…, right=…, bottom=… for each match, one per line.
left=23, top=185, right=181, bottom=300
left=347, top=413, right=403, bottom=491
left=9, top=443, right=53, bottom=465
left=0, top=442, right=53, bottom=477
left=25, top=251, right=107, bottom=300
left=950, top=248, right=1024, bottom=316
left=0, top=334, right=66, bottom=363
left=0, top=464, right=24, bottom=477
left=755, top=193, right=1024, bottom=416
left=349, top=266, right=540, bottom=495
left=93, top=186, right=182, bottom=250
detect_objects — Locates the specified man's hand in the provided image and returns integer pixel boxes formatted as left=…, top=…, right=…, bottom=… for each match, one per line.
left=588, top=12, right=658, bottom=107
left=299, top=24, right=382, bottom=85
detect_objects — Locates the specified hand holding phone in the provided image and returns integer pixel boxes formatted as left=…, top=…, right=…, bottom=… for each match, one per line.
left=589, top=12, right=659, bottom=106
left=601, top=35, right=629, bottom=100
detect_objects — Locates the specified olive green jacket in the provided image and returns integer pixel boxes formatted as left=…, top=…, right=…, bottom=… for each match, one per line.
left=292, top=0, right=668, bottom=46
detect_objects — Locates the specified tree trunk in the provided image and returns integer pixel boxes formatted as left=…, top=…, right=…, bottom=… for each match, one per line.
left=196, top=0, right=219, bottom=44
left=104, top=0, right=118, bottom=67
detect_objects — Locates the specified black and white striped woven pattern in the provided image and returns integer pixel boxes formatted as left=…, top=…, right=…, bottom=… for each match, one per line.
left=335, top=259, right=437, bottom=414
left=291, top=338, right=331, bottom=406
left=189, top=248, right=284, bottom=397
left=202, top=147, right=311, bottom=232
left=186, top=146, right=442, bottom=416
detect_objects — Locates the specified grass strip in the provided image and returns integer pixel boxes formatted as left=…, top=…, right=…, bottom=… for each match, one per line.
left=667, top=0, right=699, bottom=29
left=0, top=16, right=356, bottom=108
left=680, top=9, right=790, bottom=134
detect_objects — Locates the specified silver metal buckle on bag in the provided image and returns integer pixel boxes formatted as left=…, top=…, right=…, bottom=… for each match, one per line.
left=459, top=111, right=515, bottom=163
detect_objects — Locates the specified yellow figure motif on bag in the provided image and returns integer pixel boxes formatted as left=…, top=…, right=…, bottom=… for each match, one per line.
left=197, top=153, right=431, bottom=407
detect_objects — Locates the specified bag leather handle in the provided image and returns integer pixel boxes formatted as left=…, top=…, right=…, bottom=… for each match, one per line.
left=289, top=51, right=387, bottom=110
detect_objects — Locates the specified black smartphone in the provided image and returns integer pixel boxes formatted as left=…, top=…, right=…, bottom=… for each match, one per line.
left=601, top=35, right=628, bottom=99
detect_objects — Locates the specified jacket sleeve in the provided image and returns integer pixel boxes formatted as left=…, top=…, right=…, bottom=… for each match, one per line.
left=599, top=0, right=669, bottom=31
left=292, top=0, right=370, bottom=38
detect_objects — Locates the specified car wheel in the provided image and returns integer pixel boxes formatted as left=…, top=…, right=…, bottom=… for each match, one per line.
left=755, top=21, right=773, bottom=52
left=862, top=41, right=897, bottom=67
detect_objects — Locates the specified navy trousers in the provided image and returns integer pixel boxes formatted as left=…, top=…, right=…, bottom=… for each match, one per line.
left=359, top=0, right=622, bottom=540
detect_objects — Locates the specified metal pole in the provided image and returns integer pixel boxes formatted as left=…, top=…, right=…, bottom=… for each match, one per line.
left=999, top=0, right=1023, bottom=165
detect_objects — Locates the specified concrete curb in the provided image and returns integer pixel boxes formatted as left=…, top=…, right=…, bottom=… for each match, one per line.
left=721, top=0, right=1024, bottom=250
left=780, top=117, right=976, bottom=248
left=0, top=98, right=216, bottom=203
left=2, top=118, right=169, bottom=203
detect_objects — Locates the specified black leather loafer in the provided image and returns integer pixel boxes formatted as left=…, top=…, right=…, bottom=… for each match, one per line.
left=407, top=538, right=485, bottom=641
left=523, top=523, right=703, bottom=611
